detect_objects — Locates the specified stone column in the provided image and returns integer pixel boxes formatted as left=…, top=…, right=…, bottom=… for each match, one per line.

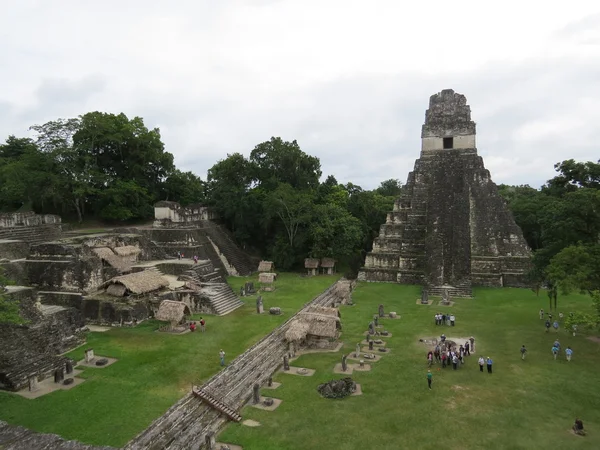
left=28, top=375, right=39, bottom=392
left=379, top=304, right=384, bottom=317
left=54, top=368, right=64, bottom=383
left=65, top=360, right=73, bottom=374
left=283, top=355, right=289, bottom=371
left=268, top=377, right=273, bottom=387
left=369, top=340, right=374, bottom=351
left=341, top=354, right=347, bottom=372
left=253, top=383, right=260, bottom=404
left=205, top=432, right=216, bottom=449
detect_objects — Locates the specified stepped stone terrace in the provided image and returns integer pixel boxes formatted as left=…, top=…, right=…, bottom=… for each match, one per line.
left=359, top=89, right=531, bottom=297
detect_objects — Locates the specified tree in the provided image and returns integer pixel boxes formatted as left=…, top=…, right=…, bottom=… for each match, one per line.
left=250, top=137, right=321, bottom=190
left=543, top=159, right=600, bottom=196
left=0, top=269, right=23, bottom=324
left=162, top=170, right=205, bottom=206
left=206, top=153, right=254, bottom=236
left=264, top=183, right=314, bottom=250
left=309, top=203, right=364, bottom=261
left=376, top=178, right=403, bottom=197
left=97, top=180, right=153, bottom=221
left=546, top=244, right=600, bottom=295
left=0, top=136, right=56, bottom=212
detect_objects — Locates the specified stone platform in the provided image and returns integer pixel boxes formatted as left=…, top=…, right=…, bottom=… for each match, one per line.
left=282, top=366, right=315, bottom=376
left=76, top=356, right=118, bottom=369
left=13, top=369, right=85, bottom=399
left=250, top=396, right=282, bottom=411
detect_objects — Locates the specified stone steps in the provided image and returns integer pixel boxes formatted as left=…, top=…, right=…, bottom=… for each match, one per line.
left=202, top=225, right=254, bottom=276
left=192, top=388, right=241, bottom=422
left=208, top=286, right=243, bottom=316
left=0, top=224, right=62, bottom=244
left=426, top=282, right=473, bottom=298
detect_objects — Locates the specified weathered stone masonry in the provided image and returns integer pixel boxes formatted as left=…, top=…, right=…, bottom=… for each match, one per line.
left=359, top=89, right=531, bottom=295
left=125, top=279, right=353, bottom=450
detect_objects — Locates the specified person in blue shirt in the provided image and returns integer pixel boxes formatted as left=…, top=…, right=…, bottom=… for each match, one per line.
left=565, top=346, right=573, bottom=362
left=551, top=345, right=559, bottom=360
left=486, top=357, right=493, bottom=373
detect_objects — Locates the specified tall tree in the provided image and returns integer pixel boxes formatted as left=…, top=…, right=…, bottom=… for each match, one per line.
left=250, top=137, right=321, bottom=190
left=376, top=178, right=403, bottom=197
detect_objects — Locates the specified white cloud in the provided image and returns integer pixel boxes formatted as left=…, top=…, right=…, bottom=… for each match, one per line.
left=0, top=0, right=599, bottom=190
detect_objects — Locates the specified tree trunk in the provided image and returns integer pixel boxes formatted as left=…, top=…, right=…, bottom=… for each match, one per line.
left=74, top=199, right=83, bottom=223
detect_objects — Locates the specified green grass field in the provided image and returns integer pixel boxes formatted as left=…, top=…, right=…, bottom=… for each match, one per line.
left=0, top=273, right=338, bottom=447
left=219, top=283, right=600, bottom=450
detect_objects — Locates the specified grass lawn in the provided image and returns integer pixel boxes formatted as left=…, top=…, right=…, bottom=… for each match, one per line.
left=0, top=273, right=339, bottom=447
left=219, top=283, right=600, bottom=450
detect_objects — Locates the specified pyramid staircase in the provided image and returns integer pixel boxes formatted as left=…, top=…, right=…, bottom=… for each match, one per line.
left=202, top=225, right=255, bottom=276
left=200, top=283, right=244, bottom=316
left=178, top=262, right=223, bottom=284
left=426, top=280, right=473, bottom=298
left=0, top=223, right=62, bottom=245
left=192, top=387, right=242, bottom=422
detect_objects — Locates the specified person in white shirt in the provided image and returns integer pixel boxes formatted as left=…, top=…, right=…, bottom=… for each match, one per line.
left=450, top=314, right=456, bottom=326
left=478, top=356, right=485, bottom=372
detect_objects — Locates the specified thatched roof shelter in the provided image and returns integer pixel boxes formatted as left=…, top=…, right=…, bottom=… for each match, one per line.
left=259, top=272, right=276, bottom=284
left=285, top=321, right=310, bottom=342
left=258, top=260, right=274, bottom=272
left=320, top=258, right=336, bottom=268
left=92, top=247, right=131, bottom=272
left=285, top=306, right=341, bottom=342
left=106, top=284, right=127, bottom=297
left=304, top=258, right=320, bottom=269
left=105, top=270, right=169, bottom=296
left=113, top=245, right=141, bottom=257
left=155, top=300, right=191, bottom=325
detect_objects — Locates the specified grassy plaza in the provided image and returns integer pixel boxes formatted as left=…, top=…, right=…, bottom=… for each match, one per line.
left=0, top=274, right=338, bottom=447
left=1, top=276, right=599, bottom=449
left=220, top=282, right=600, bottom=450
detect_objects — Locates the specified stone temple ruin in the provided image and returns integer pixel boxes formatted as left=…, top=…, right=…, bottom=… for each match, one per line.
left=359, top=89, right=531, bottom=297
left=0, top=203, right=256, bottom=393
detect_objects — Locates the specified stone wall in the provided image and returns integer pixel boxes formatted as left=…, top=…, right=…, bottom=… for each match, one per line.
left=0, top=240, right=29, bottom=260
left=154, top=201, right=217, bottom=228
left=0, top=212, right=61, bottom=228
left=0, top=420, right=115, bottom=450
left=126, top=279, right=351, bottom=450
left=0, top=287, right=85, bottom=391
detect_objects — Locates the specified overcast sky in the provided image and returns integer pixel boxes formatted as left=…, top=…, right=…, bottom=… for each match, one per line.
left=1, top=1, right=599, bottom=190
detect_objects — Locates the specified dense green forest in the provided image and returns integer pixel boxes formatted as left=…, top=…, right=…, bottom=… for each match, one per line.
left=1, top=112, right=599, bottom=311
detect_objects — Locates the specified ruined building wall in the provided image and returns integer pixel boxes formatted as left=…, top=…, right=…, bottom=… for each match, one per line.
left=0, top=287, right=85, bottom=391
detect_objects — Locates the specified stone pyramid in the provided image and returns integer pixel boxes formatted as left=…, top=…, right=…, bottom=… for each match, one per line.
left=358, top=89, right=530, bottom=297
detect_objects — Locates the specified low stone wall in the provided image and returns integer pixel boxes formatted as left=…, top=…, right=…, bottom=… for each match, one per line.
left=0, top=240, right=29, bottom=260
left=126, top=279, right=350, bottom=450
left=0, top=212, right=61, bottom=228
left=0, top=288, right=85, bottom=391
left=0, top=420, right=115, bottom=450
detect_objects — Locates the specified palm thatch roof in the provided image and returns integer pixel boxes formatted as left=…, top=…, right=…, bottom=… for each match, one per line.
left=305, top=305, right=340, bottom=318
left=285, top=307, right=341, bottom=342
left=285, top=320, right=310, bottom=342
left=259, top=272, right=276, bottom=284
left=155, top=300, right=190, bottom=323
left=92, top=247, right=131, bottom=272
left=106, top=284, right=127, bottom=297
left=113, top=245, right=141, bottom=257
left=106, top=270, right=169, bottom=295
left=258, top=260, right=274, bottom=272
left=320, top=258, right=336, bottom=268
left=304, top=258, right=320, bottom=269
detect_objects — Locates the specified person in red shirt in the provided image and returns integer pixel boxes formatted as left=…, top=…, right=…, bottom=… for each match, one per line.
left=189, top=322, right=196, bottom=332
